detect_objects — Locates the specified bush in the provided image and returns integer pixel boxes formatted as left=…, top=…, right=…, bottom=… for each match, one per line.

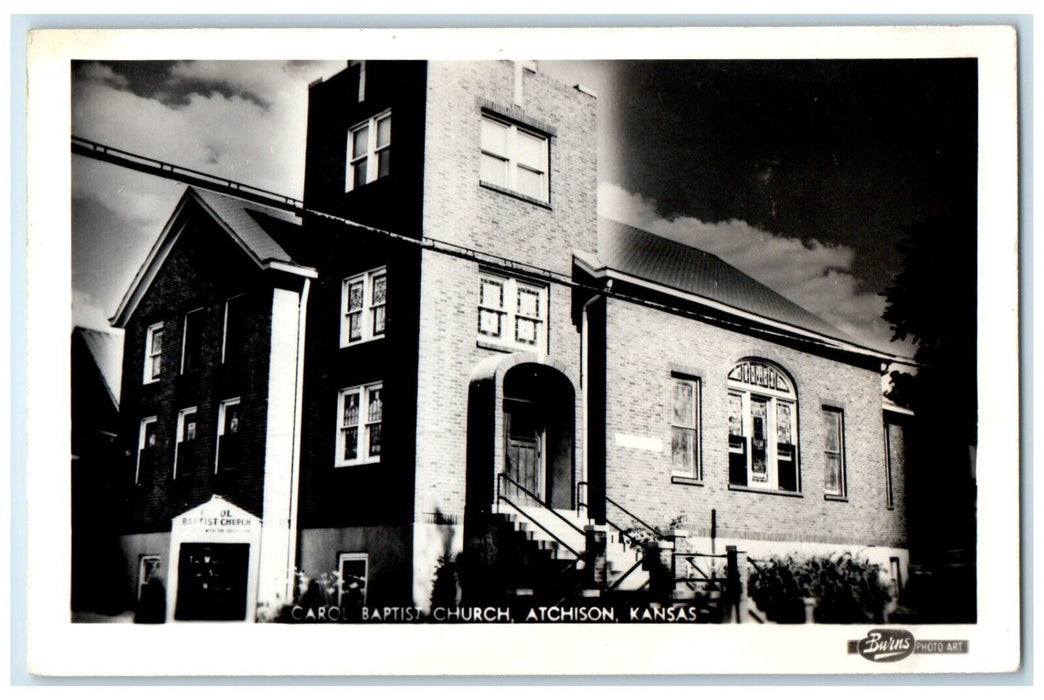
left=747, top=553, right=892, bottom=623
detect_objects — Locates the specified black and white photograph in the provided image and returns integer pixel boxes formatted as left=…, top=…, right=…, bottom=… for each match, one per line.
left=26, top=26, right=1020, bottom=676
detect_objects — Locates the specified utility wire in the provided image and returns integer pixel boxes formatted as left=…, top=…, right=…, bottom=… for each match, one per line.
left=72, top=135, right=921, bottom=369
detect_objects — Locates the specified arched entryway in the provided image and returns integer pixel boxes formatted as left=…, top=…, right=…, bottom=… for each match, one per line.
left=465, top=354, right=577, bottom=514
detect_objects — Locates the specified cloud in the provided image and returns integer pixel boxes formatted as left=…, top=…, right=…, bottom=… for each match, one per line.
left=598, top=182, right=916, bottom=357
left=72, top=289, right=122, bottom=332
left=72, top=61, right=343, bottom=328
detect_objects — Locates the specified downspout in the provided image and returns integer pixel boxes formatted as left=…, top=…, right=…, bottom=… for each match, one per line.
left=579, top=278, right=611, bottom=522
left=284, top=277, right=310, bottom=601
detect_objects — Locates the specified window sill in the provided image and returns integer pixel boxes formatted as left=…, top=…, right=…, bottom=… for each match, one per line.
left=479, top=180, right=552, bottom=209
left=340, top=335, right=385, bottom=350
left=671, top=475, right=704, bottom=487
left=335, top=458, right=381, bottom=468
left=727, top=484, right=803, bottom=498
left=477, top=338, right=545, bottom=355
left=824, top=494, right=848, bottom=502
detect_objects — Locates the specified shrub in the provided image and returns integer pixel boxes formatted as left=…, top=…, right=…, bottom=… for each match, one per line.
left=747, top=553, right=892, bottom=623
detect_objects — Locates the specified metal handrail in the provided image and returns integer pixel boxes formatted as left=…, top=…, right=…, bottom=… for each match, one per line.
left=607, top=556, right=648, bottom=592
left=575, top=480, right=588, bottom=518
left=497, top=494, right=583, bottom=559
left=498, top=473, right=586, bottom=537
left=604, top=494, right=665, bottom=539
left=604, top=516, right=646, bottom=551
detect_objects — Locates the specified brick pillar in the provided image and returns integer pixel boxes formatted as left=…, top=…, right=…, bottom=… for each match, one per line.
left=584, top=525, right=608, bottom=588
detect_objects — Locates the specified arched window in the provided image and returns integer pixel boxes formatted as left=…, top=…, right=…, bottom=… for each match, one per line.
left=727, top=360, right=799, bottom=493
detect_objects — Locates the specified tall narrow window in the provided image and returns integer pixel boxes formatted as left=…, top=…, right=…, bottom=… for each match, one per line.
left=143, top=322, right=163, bottom=383
left=216, top=398, right=242, bottom=472
left=476, top=273, right=548, bottom=352
left=222, top=295, right=246, bottom=365
left=173, top=407, right=198, bottom=479
left=181, top=309, right=204, bottom=374
left=670, top=376, right=700, bottom=479
left=823, top=407, right=846, bottom=498
left=480, top=115, right=550, bottom=202
left=135, top=416, right=158, bottom=484
left=727, top=360, right=799, bottom=493
left=341, top=268, right=387, bottom=346
left=336, top=383, right=383, bottom=466
left=346, top=111, right=391, bottom=191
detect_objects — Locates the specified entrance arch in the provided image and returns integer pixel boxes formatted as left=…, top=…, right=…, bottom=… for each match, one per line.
left=466, top=354, right=577, bottom=514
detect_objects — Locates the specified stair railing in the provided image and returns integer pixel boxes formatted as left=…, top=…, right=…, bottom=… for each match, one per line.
left=497, top=473, right=584, bottom=558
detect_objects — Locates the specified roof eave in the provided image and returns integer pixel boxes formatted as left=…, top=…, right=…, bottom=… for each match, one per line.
left=110, top=189, right=312, bottom=327
left=589, top=263, right=906, bottom=365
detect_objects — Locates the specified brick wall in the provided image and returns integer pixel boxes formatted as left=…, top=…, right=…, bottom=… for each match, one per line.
left=602, top=296, right=906, bottom=549
left=413, top=62, right=597, bottom=520
left=116, top=212, right=278, bottom=532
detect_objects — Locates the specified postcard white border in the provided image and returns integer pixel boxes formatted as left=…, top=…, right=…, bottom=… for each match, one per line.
left=25, top=25, right=1020, bottom=676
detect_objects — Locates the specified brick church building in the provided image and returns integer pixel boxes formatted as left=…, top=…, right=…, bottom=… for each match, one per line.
left=96, top=61, right=914, bottom=622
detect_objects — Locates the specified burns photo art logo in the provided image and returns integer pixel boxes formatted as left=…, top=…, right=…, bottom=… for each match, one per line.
left=856, top=629, right=915, bottom=662
left=849, top=629, right=968, bottom=662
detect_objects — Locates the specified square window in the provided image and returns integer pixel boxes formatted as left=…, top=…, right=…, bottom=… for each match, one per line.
left=477, top=273, right=547, bottom=352
left=480, top=115, right=549, bottom=202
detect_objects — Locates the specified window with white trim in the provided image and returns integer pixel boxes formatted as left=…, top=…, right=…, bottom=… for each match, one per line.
left=173, top=407, right=198, bottom=479
left=222, top=295, right=246, bottom=365
left=336, top=383, right=383, bottom=466
left=727, top=360, right=799, bottom=493
left=137, top=555, right=162, bottom=601
left=346, top=111, right=391, bottom=191
left=180, top=309, right=204, bottom=374
left=215, top=398, right=242, bottom=472
left=143, top=322, right=163, bottom=383
left=337, top=553, right=368, bottom=609
left=480, top=115, right=549, bottom=202
left=671, top=376, right=701, bottom=480
left=341, top=268, right=387, bottom=346
left=823, top=407, right=846, bottom=498
left=477, top=273, right=548, bottom=352
left=135, top=416, right=158, bottom=484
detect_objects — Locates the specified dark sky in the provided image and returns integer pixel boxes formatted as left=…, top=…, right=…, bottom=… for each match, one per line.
left=604, top=59, right=978, bottom=293
left=73, top=58, right=978, bottom=355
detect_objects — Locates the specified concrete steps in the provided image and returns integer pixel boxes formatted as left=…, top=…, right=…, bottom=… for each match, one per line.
left=497, top=502, right=650, bottom=592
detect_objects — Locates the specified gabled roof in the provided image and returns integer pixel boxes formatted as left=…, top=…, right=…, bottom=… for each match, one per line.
left=584, top=218, right=859, bottom=347
left=73, top=326, right=123, bottom=406
left=111, top=187, right=317, bottom=328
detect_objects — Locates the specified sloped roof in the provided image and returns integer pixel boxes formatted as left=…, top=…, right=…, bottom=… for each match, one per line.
left=192, top=188, right=309, bottom=266
left=73, top=326, right=123, bottom=405
left=112, top=187, right=316, bottom=328
left=594, top=218, right=854, bottom=343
